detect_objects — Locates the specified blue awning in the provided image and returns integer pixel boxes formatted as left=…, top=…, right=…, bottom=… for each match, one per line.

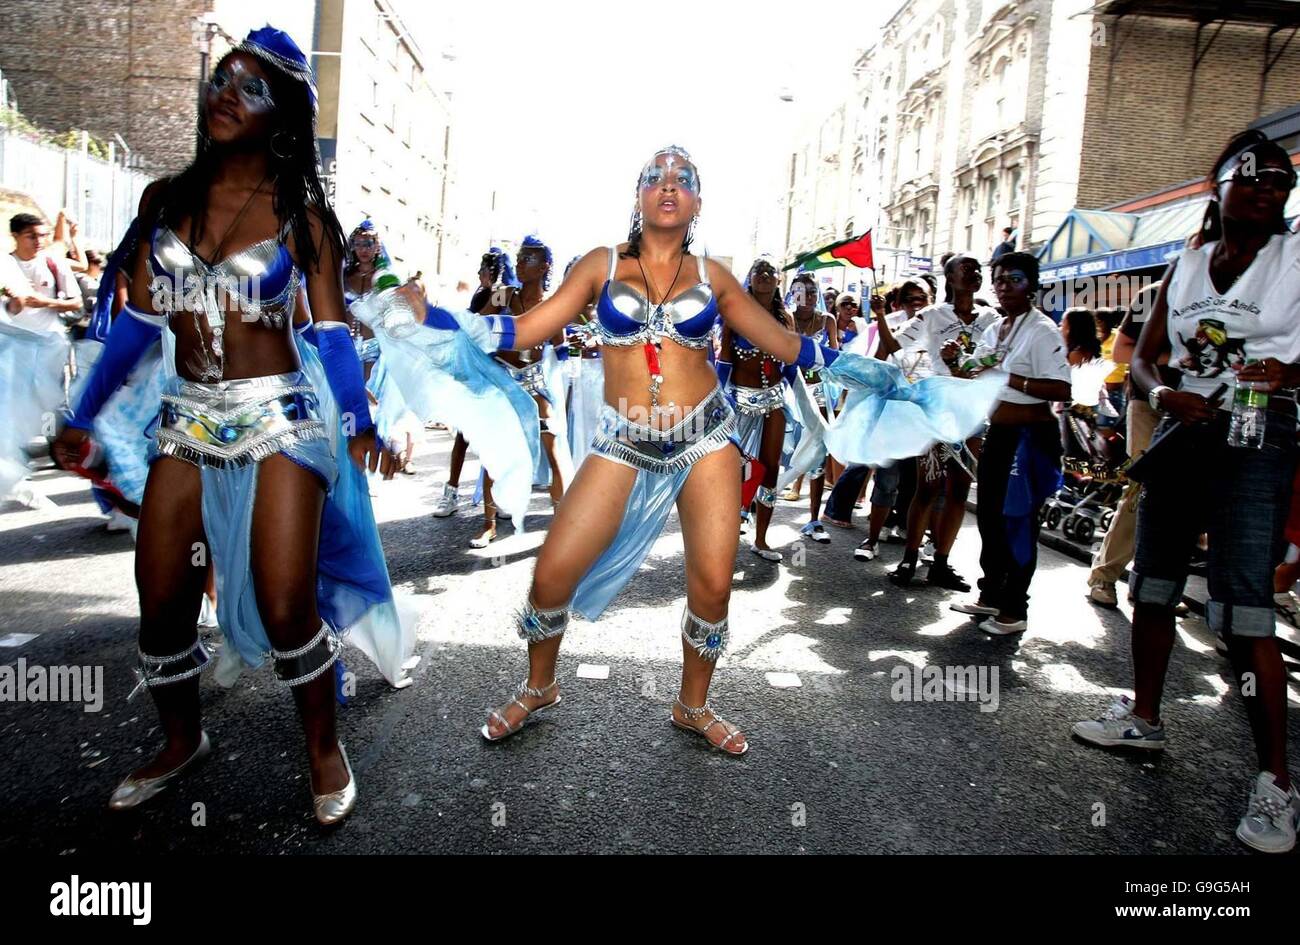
left=1039, top=239, right=1185, bottom=283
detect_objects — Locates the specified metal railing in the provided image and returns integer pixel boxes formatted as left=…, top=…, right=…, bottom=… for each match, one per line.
left=0, top=125, right=153, bottom=251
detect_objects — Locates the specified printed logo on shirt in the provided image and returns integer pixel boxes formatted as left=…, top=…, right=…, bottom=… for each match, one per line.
left=1177, top=317, right=1247, bottom=378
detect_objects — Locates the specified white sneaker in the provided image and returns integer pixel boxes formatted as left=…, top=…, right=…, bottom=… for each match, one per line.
left=105, top=509, right=133, bottom=533
left=853, top=539, right=877, bottom=561
left=950, top=599, right=999, bottom=617
left=1072, top=695, right=1167, bottom=750
left=800, top=521, right=831, bottom=544
left=432, top=483, right=458, bottom=517
left=1236, top=771, right=1300, bottom=854
left=981, top=616, right=1027, bottom=635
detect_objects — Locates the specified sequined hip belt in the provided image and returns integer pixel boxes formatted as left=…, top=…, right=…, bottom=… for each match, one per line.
left=591, top=386, right=736, bottom=474
left=155, top=372, right=327, bottom=468
left=505, top=360, right=547, bottom=397
left=733, top=384, right=786, bottom=416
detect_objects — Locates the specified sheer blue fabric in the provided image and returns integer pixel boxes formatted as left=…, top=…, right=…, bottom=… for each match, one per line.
left=0, top=321, right=68, bottom=496
left=152, top=336, right=416, bottom=687
left=353, top=297, right=541, bottom=525
left=821, top=353, right=1005, bottom=467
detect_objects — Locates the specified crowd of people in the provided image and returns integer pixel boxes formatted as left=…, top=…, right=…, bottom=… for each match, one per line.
left=0, top=25, right=1297, bottom=853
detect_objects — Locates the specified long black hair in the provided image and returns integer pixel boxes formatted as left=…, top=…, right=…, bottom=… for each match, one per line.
left=1198, top=129, right=1293, bottom=245
left=1063, top=307, right=1102, bottom=361
left=744, top=259, right=792, bottom=329
left=147, top=49, right=345, bottom=272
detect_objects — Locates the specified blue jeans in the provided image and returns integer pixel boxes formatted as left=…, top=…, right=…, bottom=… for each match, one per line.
left=1132, top=409, right=1297, bottom=637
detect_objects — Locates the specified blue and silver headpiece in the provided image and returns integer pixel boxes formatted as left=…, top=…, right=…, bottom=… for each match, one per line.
left=236, top=26, right=317, bottom=111
left=519, top=234, right=554, bottom=292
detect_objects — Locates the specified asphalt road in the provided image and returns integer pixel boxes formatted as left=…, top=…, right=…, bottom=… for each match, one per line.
left=1, top=429, right=1297, bottom=855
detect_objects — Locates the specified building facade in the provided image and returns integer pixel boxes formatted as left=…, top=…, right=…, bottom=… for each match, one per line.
left=778, top=0, right=1300, bottom=279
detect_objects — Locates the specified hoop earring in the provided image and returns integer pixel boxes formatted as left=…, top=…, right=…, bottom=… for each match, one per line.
left=270, top=131, right=295, bottom=161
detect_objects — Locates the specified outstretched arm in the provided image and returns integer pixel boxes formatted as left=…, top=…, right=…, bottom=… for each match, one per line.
left=709, top=260, right=803, bottom=364
left=480, top=248, right=603, bottom=351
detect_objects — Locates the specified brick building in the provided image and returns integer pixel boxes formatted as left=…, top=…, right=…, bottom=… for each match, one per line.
left=0, top=0, right=211, bottom=175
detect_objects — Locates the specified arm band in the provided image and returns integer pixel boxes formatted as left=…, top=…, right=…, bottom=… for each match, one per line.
left=67, top=302, right=161, bottom=430
left=315, top=322, right=374, bottom=437
left=780, top=362, right=799, bottom=386
left=715, top=358, right=733, bottom=389
left=484, top=314, right=517, bottom=351
left=296, top=320, right=319, bottom=347
left=424, top=301, right=460, bottom=330
left=795, top=335, right=840, bottom=371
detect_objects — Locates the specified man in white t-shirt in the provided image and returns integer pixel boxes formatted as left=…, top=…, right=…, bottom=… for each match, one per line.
left=1, top=213, right=82, bottom=334
left=879, top=256, right=1001, bottom=590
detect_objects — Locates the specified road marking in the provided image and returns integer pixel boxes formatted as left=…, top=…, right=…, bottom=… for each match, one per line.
left=0, top=633, right=37, bottom=648
left=765, top=671, right=802, bottom=688
left=576, top=663, right=609, bottom=680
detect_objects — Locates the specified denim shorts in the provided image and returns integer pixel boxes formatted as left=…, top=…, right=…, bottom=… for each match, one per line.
left=1132, top=407, right=1297, bottom=637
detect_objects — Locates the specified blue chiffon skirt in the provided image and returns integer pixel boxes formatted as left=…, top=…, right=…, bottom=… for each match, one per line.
left=148, top=334, right=417, bottom=687
left=0, top=322, right=70, bottom=497
left=821, top=353, right=1005, bottom=467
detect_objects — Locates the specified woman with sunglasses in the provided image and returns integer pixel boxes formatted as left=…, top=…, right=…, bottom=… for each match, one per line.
left=948, top=252, right=1072, bottom=635
left=1073, top=130, right=1300, bottom=853
left=52, top=28, right=417, bottom=825
left=417, top=146, right=998, bottom=755
left=717, top=257, right=795, bottom=561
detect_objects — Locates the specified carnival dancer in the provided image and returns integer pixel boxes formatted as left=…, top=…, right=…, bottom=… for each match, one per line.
left=343, top=219, right=421, bottom=474
left=422, top=146, right=1000, bottom=754
left=873, top=255, right=999, bottom=590
left=717, top=257, right=794, bottom=561
left=469, top=235, right=572, bottom=546
left=52, top=27, right=418, bottom=825
left=433, top=247, right=520, bottom=518
left=782, top=272, right=839, bottom=542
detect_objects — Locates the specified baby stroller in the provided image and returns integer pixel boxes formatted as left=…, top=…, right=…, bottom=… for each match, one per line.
left=1039, top=367, right=1127, bottom=545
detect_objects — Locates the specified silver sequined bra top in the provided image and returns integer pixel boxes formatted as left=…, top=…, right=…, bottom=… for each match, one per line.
left=149, top=225, right=301, bottom=330
left=593, top=246, right=718, bottom=351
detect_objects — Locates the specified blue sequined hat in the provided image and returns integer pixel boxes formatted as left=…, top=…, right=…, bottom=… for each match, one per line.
left=236, top=26, right=318, bottom=111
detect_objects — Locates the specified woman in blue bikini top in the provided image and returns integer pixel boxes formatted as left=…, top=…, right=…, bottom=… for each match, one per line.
left=473, top=145, right=845, bottom=756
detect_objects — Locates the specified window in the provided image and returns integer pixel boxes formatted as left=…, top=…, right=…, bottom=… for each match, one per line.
left=1008, top=166, right=1022, bottom=209
left=984, top=176, right=998, bottom=218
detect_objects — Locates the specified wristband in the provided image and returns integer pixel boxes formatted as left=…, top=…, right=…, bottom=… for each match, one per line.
left=315, top=322, right=374, bottom=437
left=795, top=334, right=840, bottom=371
left=1147, top=385, right=1172, bottom=411
left=484, top=314, right=517, bottom=351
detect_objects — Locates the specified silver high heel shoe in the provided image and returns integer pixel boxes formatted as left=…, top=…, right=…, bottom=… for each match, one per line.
left=108, top=730, right=211, bottom=810
left=313, top=743, right=357, bottom=826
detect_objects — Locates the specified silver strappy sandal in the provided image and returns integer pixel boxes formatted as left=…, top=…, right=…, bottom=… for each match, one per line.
left=481, top=678, right=562, bottom=742
left=670, top=699, right=749, bottom=756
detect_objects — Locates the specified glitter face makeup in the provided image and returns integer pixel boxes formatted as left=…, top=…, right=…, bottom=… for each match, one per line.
left=207, top=59, right=276, bottom=114
left=638, top=150, right=700, bottom=194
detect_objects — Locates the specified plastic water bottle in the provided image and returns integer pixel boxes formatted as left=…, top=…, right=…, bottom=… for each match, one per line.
left=1227, top=362, right=1268, bottom=450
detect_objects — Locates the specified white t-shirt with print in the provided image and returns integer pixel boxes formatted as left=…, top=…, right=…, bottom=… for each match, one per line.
left=972, top=309, right=1072, bottom=406
left=894, top=301, right=1000, bottom=378
left=1165, top=231, right=1300, bottom=405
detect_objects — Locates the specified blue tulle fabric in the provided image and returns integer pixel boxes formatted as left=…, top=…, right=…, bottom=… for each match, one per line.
left=566, top=356, right=605, bottom=468
left=569, top=464, right=694, bottom=620
left=149, top=334, right=416, bottom=686
left=93, top=342, right=165, bottom=504
left=820, top=352, right=1006, bottom=467
left=0, top=321, right=70, bottom=496
left=354, top=300, right=541, bottom=525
